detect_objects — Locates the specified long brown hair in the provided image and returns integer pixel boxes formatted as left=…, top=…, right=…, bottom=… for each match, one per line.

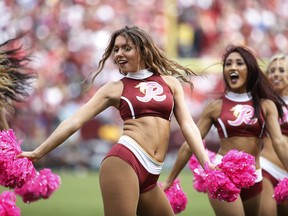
left=91, top=26, right=197, bottom=88
left=222, top=45, right=286, bottom=119
left=0, top=36, right=37, bottom=113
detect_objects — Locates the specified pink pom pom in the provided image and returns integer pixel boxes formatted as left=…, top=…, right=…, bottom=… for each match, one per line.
left=192, top=168, right=207, bottom=193
left=160, top=179, right=188, bottom=214
left=14, top=168, right=61, bottom=203
left=217, top=150, right=256, bottom=188
left=188, top=149, right=216, bottom=193
left=0, top=191, right=20, bottom=216
left=273, top=178, right=288, bottom=204
left=205, top=168, right=240, bottom=202
left=0, top=129, right=22, bottom=153
left=0, top=129, right=37, bottom=189
left=195, top=150, right=256, bottom=202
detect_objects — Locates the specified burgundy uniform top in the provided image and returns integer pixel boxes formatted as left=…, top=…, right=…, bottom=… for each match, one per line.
left=214, top=92, right=266, bottom=139
left=279, top=97, right=288, bottom=136
left=119, top=72, right=174, bottom=121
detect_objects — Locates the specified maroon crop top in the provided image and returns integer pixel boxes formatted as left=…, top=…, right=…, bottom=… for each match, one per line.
left=214, top=92, right=266, bottom=139
left=119, top=73, right=174, bottom=121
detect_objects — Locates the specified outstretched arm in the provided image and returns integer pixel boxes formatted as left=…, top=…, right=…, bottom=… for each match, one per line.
left=162, top=96, right=217, bottom=190
left=173, top=80, right=209, bottom=167
left=19, top=81, right=122, bottom=161
left=162, top=77, right=215, bottom=187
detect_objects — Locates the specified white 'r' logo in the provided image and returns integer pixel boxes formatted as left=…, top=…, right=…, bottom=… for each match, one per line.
left=228, top=104, right=258, bottom=126
left=135, top=81, right=166, bottom=102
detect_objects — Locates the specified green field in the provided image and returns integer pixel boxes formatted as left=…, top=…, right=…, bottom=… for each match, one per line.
left=1, top=170, right=214, bottom=216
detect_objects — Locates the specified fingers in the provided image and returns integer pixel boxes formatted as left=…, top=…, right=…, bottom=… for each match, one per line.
left=16, top=152, right=38, bottom=162
left=16, top=153, right=24, bottom=158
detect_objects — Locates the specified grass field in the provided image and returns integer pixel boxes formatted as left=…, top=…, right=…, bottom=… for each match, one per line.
left=1, top=170, right=214, bottom=216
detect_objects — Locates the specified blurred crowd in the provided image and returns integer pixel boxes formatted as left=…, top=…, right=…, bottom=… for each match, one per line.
left=178, top=0, right=288, bottom=58
left=0, top=0, right=286, bottom=170
left=1, top=0, right=167, bottom=170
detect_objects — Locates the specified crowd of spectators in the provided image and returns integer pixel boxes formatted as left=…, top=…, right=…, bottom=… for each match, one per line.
left=0, top=0, right=286, bottom=170
left=178, top=0, right=288, bottom=58
left=1, top=0, right=167, bottom=170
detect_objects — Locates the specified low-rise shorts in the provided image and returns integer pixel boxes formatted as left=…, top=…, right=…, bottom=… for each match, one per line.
left=103, top=135, right=163, bottom=193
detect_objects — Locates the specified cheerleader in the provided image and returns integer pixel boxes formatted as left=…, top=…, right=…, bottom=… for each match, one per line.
left=260, top=54, right=288, bottom=216
left=163, top=45, right=288, bottom=216
left=17, top=26, right=214, bottom=216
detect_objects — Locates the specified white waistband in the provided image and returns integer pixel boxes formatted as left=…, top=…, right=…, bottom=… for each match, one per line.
left=215, top=154, right=262, bottom=183
left=118, top=135, right=163, bottom=175
left=260, top=156, right=288, bottom=180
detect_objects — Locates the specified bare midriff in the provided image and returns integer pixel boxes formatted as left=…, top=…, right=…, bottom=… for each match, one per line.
left=218, top=136, right=262, bottom=169
left=122, top=116, right=170, bottom=163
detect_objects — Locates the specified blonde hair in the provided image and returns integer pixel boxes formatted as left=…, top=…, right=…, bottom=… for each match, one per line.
left=266, top=53, right=288, bottom=74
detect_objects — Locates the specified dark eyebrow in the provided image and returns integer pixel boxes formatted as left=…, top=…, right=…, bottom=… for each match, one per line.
left=226, top=58, right=243, bottom=61
left=113, top=43, right=132, bottom=48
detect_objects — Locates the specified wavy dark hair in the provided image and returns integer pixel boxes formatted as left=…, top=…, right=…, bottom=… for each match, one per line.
left=90, top=26, right=197, bottom=88
left=222, top=45, right=286, bottom=119
left=0, top=36, right=37, bottom=113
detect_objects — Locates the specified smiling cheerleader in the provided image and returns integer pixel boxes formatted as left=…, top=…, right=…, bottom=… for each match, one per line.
left=163, top=45, right=288, bottom=216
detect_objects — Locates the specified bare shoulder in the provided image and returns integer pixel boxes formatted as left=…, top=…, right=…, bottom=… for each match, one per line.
left=261, top=98, right=275, bottom=106
left=260, top=98, right=277, bottom=115
left=161, top=75, right=186, bottom=94
left=94, top=80, right=123, bottom=102
left=203, top=98, right=222, bottom=118
left=207, top=98, right=222, bottom=107
left=161, top=75, right=180, bottom=86
left=260, top=98, right=277, bottom=110
left=104, top=80, right=123, bottom=89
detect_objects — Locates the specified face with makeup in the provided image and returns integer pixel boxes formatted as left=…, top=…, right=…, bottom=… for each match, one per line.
left=223, top=52, right=248, bottom=93
left=266, top=57, right=288, bottom=96
left=112, top=35, right=146, bottom=74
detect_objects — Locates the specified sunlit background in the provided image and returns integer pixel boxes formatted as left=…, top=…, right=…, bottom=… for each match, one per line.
left=1, top=0, right=287, bottom=171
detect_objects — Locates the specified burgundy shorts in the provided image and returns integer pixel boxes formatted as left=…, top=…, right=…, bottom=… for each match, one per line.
left=240, top=181, right=263, bottom=201
left=262, top=169, right=279, bottom=188
left=103, top=143, right=159, bottom=193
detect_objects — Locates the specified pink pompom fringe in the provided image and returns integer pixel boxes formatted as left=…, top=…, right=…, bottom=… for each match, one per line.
left=273, top=178, right=288, bottom=204
left=160, top=179, right=188, bottom=214
left=188, top=149, right=216, bottom=193
left=0, top=129, right=37, bottom=189
left=205, top=167, right=240, bottom=202
left=205, top=150, right=256, bottom=202
left=188, top=149, right=256, bottom=202
left=14, top=168, right=61, bottom=203
left=0, top=191, right=20, bottom=216
left=217, top=149, right=256, bottom=188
